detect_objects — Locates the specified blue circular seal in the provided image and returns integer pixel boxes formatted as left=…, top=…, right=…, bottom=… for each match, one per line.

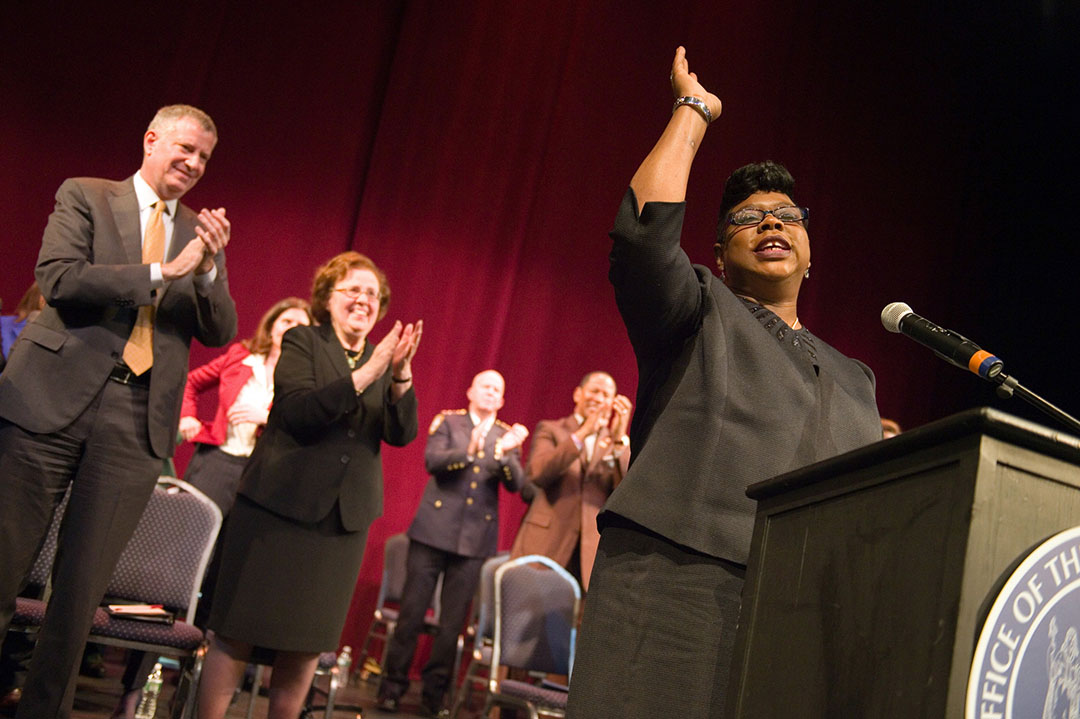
left=967, top=526, right=1080, bottom=719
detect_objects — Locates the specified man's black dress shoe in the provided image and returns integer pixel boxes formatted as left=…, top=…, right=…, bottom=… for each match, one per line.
left=376, top=695, right=399, bottom=713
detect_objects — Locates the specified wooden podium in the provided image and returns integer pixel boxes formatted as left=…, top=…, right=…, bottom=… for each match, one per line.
left=726, top=408, right=1080, bottom=718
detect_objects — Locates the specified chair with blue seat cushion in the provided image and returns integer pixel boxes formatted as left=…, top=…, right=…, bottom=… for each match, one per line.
left=482, top=554, right=580, bottom=719
left=7, top=477, right=221, bottom=719
left=354, top=532, right=445, bottom=683
left=450, top=551, right=510, bottom=718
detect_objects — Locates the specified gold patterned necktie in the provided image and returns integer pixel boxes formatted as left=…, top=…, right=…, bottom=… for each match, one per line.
left=122, top=200, right=165, bottom=375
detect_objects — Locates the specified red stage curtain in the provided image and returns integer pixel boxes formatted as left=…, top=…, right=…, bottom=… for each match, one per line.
left=2, top=1, right=1077, bottom=651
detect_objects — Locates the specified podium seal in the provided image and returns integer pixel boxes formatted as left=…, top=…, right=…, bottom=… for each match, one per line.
left=967, top=526, right=1080, bottom=719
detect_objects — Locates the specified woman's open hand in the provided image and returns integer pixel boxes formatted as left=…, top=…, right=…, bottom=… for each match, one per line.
left=671, top=46, right=722, bottom=121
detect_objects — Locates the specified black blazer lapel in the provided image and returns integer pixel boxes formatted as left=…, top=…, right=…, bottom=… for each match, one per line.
left=315, top=322, right=353, bottom=378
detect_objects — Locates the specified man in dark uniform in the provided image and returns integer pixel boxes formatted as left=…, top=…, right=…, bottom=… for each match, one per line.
left=378, top=369, right=528, bottom=716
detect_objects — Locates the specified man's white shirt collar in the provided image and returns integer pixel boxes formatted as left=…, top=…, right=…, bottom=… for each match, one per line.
left=133, top=171, right=179, bottom=217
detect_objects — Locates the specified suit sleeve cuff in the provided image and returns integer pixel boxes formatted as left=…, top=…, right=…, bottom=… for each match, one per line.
left=193, top=264, right=218, bottom=294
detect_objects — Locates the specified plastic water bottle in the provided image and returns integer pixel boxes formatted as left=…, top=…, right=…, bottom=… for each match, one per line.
left=134, top=662, right=163, bottom=719
left=336, top=645, right=353, bottom=687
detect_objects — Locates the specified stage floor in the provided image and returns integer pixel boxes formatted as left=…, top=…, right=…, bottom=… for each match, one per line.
left=60, top=645, right=452, bottom=719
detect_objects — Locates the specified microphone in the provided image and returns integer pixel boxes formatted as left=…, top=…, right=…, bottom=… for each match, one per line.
left=881, top=302, right=1003, bottom=379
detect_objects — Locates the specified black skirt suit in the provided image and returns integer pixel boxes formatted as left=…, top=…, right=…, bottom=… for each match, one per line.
left=208, top=323, right=418, bottom=652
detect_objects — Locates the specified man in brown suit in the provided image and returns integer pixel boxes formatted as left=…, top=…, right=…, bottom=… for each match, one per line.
left=510, top=371, right=631, bottom=590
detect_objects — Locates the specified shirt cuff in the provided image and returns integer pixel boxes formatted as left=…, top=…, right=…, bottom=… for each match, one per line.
left=150, top=263, right=164, bottom=288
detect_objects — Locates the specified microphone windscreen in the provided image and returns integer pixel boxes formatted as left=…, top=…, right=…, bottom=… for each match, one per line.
left=881, top=302, right=913, bottom=333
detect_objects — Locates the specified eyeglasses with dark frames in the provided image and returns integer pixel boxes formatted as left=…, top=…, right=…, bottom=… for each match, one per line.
left=727, top=206, right=809, bottom=226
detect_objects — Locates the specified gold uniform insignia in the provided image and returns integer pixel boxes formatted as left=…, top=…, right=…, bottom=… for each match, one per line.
left=429, top=409, right=465, bottom=435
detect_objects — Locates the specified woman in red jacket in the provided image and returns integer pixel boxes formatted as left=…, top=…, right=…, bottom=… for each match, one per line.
left=178, top=296, right=312, bottom=513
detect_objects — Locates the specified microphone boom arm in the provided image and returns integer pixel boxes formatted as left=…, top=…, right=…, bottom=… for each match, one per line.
left=989, top=371, right=1080, bottom=434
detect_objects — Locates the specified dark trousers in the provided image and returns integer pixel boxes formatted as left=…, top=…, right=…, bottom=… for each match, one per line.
left=0, top=632, right=33, bottom=693
left=0, top=379, right=161, bottom=719
left=566, top=518, right=746, bottom=719
left=380, top=540, right=484, bottom=705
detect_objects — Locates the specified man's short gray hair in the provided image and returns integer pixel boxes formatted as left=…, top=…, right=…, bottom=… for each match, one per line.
left=147, top=104, right=217, bottom=138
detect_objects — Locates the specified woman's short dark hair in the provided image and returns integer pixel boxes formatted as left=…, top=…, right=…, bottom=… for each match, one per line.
left=309, top=251, right=390, bottom=325
left=715, top=161, right=797, bottom=249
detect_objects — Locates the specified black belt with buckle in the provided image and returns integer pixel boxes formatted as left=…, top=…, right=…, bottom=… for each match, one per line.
left=108, top=364, right=151, bottom=387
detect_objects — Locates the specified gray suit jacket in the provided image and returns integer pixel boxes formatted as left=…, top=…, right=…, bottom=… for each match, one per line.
left=605, top=188, right=881, bottom=564
left=0, top=176, right=237, bottom=458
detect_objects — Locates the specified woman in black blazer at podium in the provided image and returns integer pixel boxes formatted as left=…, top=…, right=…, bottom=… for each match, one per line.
left=197, top=251, right=421, bottom=719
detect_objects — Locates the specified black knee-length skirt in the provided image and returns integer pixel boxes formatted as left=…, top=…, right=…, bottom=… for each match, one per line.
left=207, top=494, right=369, bottom=653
